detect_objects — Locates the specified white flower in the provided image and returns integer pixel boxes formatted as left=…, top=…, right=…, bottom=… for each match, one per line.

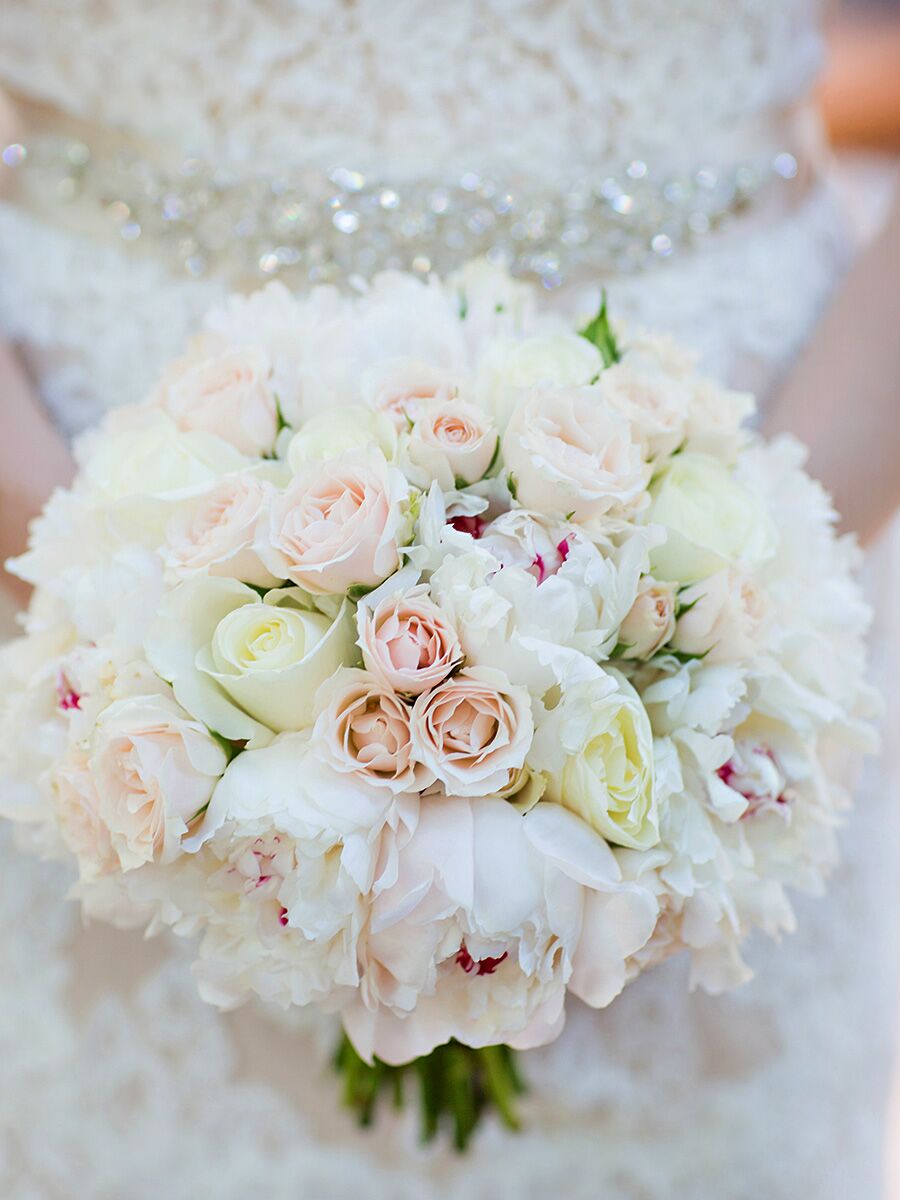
left=259, top=450, right=413, bottom=596
left=477, top=334, right=602, bottom=427
left=156, top=341, right=279, bottom=458
left=163, top=472, right=280, bottom=587
left=648, top=453, right=776, bottom=584
left=343, top=796, right=656, bottom=1064
left=145, top=576, right=357, bottom=743
left=87, top=694, right=227, bottom=871
left=672, top=568, right=768, bottom=663
left=406, top=399, right=498, bottom=490
left=286, top=406, right=397, bottom=470
left=502, top=387, right=649, bottom=522
left=598, top=362, right=689, bottom=459
left=360, top=357, right=458, bottom=429
left=531, top=672, right=660, bottom=850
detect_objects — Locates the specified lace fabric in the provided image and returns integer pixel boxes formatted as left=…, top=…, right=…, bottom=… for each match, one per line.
left=0, top=3, right=897, bottom=1196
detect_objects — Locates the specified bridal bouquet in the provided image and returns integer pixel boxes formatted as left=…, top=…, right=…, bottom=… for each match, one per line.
left=0, top=264, right=875, bottom=1147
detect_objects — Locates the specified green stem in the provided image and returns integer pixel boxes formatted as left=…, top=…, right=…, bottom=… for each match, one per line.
left=333, top=1034, right=528, bottom=1152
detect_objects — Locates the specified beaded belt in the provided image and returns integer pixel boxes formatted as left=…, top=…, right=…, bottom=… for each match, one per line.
left=1, top=101, right=815, bottom=290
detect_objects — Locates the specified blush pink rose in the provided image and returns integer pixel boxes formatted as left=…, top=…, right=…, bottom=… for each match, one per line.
left=259, top=450, right=411, bottom=595
left=502, top=387, right=649, bottom=522
left=53, top=751, right=119, bottom=882
left=407, top=400, right=498, bottom=490
left=361, top=357, right=457, bottom=429
left=164, top=474, right=279, bottom=587
left=357, top=586, right=462, bottom=696
left=313, top=668, right=429, bottom=793
left=159, top=345, right=279, bottom=457
left=672, top=568, right=768, bottom=663
left=89, top=694, right=228, bottom=871
left=617, top=577, right=677, bottom=659
left=410, top=666, right=533, bottom=797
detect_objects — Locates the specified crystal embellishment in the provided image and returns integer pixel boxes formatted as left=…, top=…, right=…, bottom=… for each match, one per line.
left=1, top=134, right=798, bottom=289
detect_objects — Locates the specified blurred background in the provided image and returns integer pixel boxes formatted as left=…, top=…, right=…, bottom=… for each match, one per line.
left=821, top=3, right=900, bottom=1194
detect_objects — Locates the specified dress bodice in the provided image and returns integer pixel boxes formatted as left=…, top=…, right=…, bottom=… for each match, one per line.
left=2, top=0, right=822, bottom=180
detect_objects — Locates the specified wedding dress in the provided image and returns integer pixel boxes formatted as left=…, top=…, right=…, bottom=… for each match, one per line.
left=0, top=3, right=897, bottom=1197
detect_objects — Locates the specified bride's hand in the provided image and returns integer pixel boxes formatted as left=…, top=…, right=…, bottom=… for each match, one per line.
left=764, top=186, right=900, bottom=545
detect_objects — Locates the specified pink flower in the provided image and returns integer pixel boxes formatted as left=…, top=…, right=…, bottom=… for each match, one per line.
left=164, top=474, right=278, bottom=587
left=158, top=344, right=279, bottom=458
left=52, top=752, right=118, bottom=882
left=502, top=387, right=649, bottom=522
left=407, top=399, right=498, bottom=489
left=672, top=568, right=768, bottom=663
left=357, top=586, right=462, bottom=696
left=617, top=576, right=677, bottom=659
left=313, top=668, right=429, bottom=793
left=410, top=666, right=533, bottom=796
left=361, top=357, right=457, bottom=429
left=259, top=450, right=412, bottom=595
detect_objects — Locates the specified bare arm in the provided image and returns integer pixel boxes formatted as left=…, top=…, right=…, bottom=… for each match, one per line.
left=0, top=341, right=74, bottom=605
left=764, top=188, right=900, bottom=544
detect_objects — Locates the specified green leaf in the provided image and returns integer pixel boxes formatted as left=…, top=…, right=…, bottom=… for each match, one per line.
left=506, top=472, right=518, bottom=500
left=578, top=289, right=621, bottom=368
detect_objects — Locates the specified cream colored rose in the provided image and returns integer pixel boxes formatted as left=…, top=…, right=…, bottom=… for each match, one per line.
left=618, top=577, right=677, bottom=659
left=502, top=387, right=649, bottom=521
left=672, top=568, right=767, bottom=663
left=163, top=473, right=279, bottom=587
left=534, top=674, right=658, bottom=850
left=159, top=346, right=279, bottom=457
left=287, top=406, right=397, bottom=470
left=259, top=450, right=412, bottom=596
left=53, top=751, right=118, bottom=882
left=313, top=668, right=428, bottom=793
left=360, top=357, right=457, bottom=429
left=410, top=666, right=533, bottom=796
left=145, top=576, right=358, bottom=744
left=407, top=399, right=498, bottom=490
left=357, top=585, right=462, bottom=696
left=477, top=334, right=603, bottom=427
left=598, top=362, right=689, bottom=459
left=648, top=453, right=776, bottom=584
left=88, top=694, right=227, bottom=871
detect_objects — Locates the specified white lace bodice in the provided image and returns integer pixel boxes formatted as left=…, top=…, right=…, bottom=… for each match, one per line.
left=1, top=0, right=821, bottom=179
left=0, top=4, right=897, bottom=1199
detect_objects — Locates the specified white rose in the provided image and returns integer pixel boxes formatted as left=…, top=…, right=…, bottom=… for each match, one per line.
left=502, top=387, right=649, bottom=522
left=477, top=334, right=602, bottom=427
left=89, top=693, right=227, bottom=871
left=672, top=568, right=768, bottom=663
left=286, top=406, right=397, bottom=471
left=163, top=473, right=279, bottom=587
left=617, top=577, right=677, bottom=659
left=82, top=411, right=246, bottom=504
left=531, top=673, right=659, bottom=850
left=145, top=576, right=357, bottom=744
left=259, top=450, right=413, bottom=596
left=648, top=453, right=776, bottom=584
left=407, top=399, right=498, bottom=490
left=597, top=362, right=689, bottom=459
left=158, top=344, right=279, bottom=458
